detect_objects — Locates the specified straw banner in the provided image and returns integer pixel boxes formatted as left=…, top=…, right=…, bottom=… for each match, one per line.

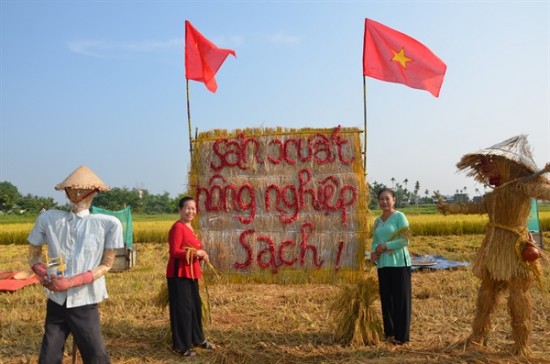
left=189, top=126, right=369, bottom=277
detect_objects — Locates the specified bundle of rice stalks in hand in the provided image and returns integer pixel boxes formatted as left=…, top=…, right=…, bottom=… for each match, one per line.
left=330, top=275, right=382, bottom=346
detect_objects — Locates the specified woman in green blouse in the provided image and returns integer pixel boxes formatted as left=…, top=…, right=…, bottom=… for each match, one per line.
left=370, top=188, right=412, bottom=345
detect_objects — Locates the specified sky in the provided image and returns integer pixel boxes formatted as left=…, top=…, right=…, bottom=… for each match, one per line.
left=1, top=0, right=549, bottom=204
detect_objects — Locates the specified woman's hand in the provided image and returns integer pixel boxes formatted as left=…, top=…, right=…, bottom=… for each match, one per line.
left=375, top=243, right=387, bottom=254
left=196, top=249, right=209, bottom=262
left=370, top=252, right=379, bottom=263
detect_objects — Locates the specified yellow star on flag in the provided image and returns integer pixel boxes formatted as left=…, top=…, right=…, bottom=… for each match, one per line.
left=391, top=48, right=412, bottom=68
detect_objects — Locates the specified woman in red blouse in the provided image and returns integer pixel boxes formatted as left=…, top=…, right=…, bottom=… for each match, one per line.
left=166, top=196, right=215, bottom=357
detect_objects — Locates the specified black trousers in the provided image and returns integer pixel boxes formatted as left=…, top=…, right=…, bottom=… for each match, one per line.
left=377, top=266, right=412, bottom=343
left=39, top=299, right=110, bottom=364
left=167, top=277, right=205, bottom=352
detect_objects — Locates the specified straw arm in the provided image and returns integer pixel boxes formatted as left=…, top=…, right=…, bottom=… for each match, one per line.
left=437, top=201, right=486, bottom=215
left=28, top=244, right=43, bottom=266
left=518, top=178, right=550, bottom=202
left=29, top=245, right=49, bottom=285
left=521, top=162, right=550, bottom=182
left=91, top=249, right=116, bottom=280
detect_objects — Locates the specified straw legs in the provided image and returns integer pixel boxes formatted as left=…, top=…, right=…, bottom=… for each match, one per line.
left=469, top=272, right=533, bottom=356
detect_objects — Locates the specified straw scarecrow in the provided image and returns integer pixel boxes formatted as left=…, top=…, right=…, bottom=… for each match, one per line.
left=438, top=135, right=550, bottom=356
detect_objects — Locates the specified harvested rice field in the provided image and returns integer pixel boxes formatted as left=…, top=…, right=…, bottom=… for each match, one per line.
left=1, top=234, right=550, bottom=364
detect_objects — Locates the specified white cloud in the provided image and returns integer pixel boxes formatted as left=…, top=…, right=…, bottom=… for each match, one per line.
left=67, top=38, right=183, bottom=58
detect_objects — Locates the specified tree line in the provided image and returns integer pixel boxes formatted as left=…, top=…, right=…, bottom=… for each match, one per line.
left=368, top=178, right=479, bottom=210
left=0, top=181, right=186, bottom=215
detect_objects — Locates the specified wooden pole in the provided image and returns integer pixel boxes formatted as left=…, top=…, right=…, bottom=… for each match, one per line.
left=363, top=75, right=368, bottom=175
left=186, top=79, right=193, bottom=155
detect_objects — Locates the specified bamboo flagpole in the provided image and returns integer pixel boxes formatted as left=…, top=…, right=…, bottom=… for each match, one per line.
left=186, top=79, right=193, bottom=154
left=362, top=75, right=367, bottom=175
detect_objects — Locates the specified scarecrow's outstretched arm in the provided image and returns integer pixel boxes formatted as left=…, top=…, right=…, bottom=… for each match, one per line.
left=519, top=175, right=550, bottom=201
left=437, top=200, right=486, bottom=216
left=435, top=191, right=486, bottom=216
left=91, top=249, right=116, bottom=280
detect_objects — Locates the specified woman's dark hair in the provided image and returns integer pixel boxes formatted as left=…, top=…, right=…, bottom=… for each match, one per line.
left=377, top=188, right=395, bottom=199
left=178, top=196, right=194, bottom=208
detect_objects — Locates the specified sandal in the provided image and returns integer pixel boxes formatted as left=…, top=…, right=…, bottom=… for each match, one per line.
left=174, top=349, right=197, bottom=357
left=182, top=350, right=197, bottom=357
left=198, top=340, right=215, bottom=350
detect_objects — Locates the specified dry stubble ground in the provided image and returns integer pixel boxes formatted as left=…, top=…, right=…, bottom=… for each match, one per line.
left=1, top=234, right=550, bottom=364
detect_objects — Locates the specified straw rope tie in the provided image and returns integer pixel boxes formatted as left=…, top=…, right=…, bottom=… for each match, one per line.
left=487, top=222, right=533, bottom=269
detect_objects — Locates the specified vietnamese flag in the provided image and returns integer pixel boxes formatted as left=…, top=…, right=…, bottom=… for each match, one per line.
left=185, top=20, right=236, bottom=93
left=363, top=19, right=446, bottom=97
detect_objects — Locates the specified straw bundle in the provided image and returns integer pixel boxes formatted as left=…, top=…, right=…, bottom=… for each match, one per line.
left=330, top=275, right=382, bottom=346
left=386, top=227, right=411, bottom=242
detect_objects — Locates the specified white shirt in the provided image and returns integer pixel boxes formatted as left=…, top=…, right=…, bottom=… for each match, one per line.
left=27, top=209, right=124, bottom=308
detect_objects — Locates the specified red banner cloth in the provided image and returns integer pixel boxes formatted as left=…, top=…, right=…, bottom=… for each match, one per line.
left=185, top=20, right=236, bottom=93
left=363, top=19, right=447, bottom=97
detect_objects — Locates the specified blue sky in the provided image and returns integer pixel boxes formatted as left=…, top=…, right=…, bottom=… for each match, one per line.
left=1, top=1, right=549, bottom=204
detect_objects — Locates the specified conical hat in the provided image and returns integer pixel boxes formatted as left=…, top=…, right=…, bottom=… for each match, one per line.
left=54, top=165, right=110, bottom=191
left=456, top=135, right=538, bottom=183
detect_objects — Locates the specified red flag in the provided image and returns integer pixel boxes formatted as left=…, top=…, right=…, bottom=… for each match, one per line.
left=363, top=19, right=446, bottom=97
left=185, top=20, right=236, bottom=93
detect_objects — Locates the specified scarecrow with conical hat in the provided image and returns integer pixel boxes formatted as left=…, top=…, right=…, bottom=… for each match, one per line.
left=438, top=135, right=550, bottom=356
left=27, top=165, right=124, bottom=363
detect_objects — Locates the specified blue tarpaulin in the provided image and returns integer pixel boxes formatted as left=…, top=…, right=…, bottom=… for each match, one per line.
left=411, top=254, right=470, bottom=271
